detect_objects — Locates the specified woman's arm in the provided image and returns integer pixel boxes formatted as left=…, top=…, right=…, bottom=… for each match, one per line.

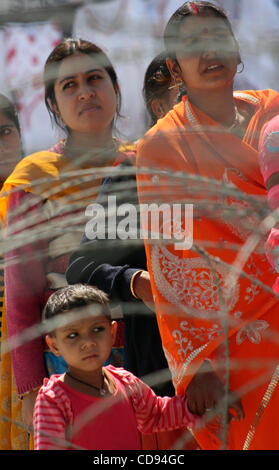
left=66, top=236, right=154, bottom=308
left=4, top=189, right=48, bottom=396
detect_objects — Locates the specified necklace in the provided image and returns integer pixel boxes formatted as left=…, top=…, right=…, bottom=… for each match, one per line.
left=227, top=105, right=241, bottom=132
left=66, top=370, right=107, bottom=396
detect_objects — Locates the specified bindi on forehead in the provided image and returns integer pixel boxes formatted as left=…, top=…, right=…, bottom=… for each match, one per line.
left=178, top=15, right=229, bottom=41
left=189, top=2, right=199, bottom=14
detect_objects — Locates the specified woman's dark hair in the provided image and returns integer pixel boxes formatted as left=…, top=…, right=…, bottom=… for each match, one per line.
left=0, top=94, right=21, bottom=134
left=43, top=38, right=121, bottom=131
left=164, top=1, right=235, bottom=59
left=143, top=52, right=173, bottom=126
left=143, top=51, right=187, bottom=126
left=42, top=283, right=111, bottom=335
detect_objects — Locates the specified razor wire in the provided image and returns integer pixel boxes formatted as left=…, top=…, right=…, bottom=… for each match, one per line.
left=0, top=0, right=279, bottom=451
left=1, top=140, right=279, bottom=450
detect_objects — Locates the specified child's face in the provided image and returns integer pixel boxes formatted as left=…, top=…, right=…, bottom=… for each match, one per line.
left=46, top=312, right=117, bottom=373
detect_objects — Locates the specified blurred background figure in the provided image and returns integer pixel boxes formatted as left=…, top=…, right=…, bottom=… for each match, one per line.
left=0, top=94, right=25, bottom=450
left=142, top=50, right=186, bottom=127
left=0, top=0, right=279, bottom=150
left=0, top=94, right=22, bottom=189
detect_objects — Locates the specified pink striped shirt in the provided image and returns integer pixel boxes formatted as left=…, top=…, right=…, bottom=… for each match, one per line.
left=34, top=365, right=199, bottom=450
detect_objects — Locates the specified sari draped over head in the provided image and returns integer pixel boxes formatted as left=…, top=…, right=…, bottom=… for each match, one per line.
left=136, top=90, right=279, bottom=450
left=0, top=140, right=135, bottom=450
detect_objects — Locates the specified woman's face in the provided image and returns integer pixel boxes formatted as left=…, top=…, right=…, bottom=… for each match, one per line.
left=168, top=13, right=239, bottom=93
left=53, top=52, right=118, bottom=137
left=0, top=113, right=21, bottom=181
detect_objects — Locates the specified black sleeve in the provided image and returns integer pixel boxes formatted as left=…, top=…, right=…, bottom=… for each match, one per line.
left=66, top=237, right=147, bottom=304
left=66, top=164, right=147, bottom=302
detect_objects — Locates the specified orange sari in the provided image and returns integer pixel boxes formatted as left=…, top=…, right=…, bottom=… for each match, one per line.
left=136, top=89, right=279, bottom=450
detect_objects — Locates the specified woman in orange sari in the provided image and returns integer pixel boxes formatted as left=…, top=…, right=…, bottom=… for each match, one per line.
left=136, top=1, right=279, bottom=450
left=0, top=38, right=135, bottom=447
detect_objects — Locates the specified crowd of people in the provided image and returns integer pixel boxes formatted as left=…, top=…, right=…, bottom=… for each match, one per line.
left=0, top=0, right=279, bottom=451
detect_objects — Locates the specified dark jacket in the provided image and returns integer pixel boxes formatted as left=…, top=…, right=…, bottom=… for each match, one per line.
left=66, top=159, right=174, bottom=396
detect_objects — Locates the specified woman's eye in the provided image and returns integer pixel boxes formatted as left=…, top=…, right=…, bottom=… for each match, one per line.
left=0, top=127, right=12, bottom=137
left=63, top=81, right=75, bottom=91
left=88, top=74, right=102, bottom=82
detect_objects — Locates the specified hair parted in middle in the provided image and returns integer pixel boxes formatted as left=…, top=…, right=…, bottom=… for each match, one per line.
left=164, top=1, right=236, bottom=59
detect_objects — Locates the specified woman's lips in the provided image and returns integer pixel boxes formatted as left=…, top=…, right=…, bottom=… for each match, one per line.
left=80, top=104, right=100, bottom=115
left=203, top=63, right=224, bottom=73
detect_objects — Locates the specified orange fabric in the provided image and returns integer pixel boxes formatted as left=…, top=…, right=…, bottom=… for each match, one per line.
left=136, top=89, right=279, bottom=450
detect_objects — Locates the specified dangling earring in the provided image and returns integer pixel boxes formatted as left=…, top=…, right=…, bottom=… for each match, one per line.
left=237, top=61, right=244, bottom=74
left=168, top=78, right=183, bottom=90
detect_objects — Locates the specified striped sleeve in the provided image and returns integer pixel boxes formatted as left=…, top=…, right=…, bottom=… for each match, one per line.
left=124, top=372, right=200, bottom=434
left=33, top=384, right=72, bottom=450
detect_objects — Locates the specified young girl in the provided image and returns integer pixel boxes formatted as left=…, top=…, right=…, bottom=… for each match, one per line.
left=136, top=1, right=279, bottom=450
left=33, top=284, right=200, bottom=450
left=0, top=38, right=135, bottom=433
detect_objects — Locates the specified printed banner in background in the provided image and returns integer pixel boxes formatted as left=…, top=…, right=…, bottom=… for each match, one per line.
left=3, top=21, right=63, bottom=155
left=0, top=1, right=279, bottom=152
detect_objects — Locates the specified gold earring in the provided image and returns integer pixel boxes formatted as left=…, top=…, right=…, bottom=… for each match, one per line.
left=168, top=79, right=183, bottom=90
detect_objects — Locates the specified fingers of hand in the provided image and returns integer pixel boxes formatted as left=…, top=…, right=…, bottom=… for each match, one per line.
left=228, top=391, right=245, bottom=421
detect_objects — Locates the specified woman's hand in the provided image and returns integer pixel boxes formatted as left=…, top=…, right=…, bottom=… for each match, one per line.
left=132, top=270, right=155, bottom=311
left=21, top=389, right=39, bottom=429
left=186, top=360, right=244, bottom=421
left=265, top=228, right=279, bottom=272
